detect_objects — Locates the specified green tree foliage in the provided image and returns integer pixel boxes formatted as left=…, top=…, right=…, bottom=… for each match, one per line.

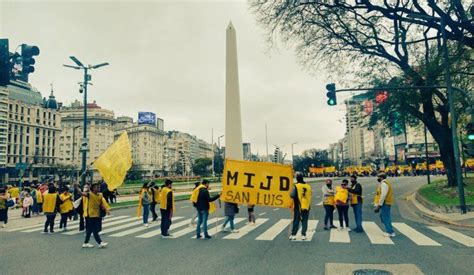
left=293, top=149, right=333, bottom=173
left=192, top=158, right=212, bottom=177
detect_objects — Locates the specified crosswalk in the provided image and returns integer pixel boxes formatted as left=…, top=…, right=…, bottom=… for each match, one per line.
left=3, top=215, right=473, bottom=248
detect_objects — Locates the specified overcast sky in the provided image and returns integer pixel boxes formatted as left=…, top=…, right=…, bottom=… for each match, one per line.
left=1, top=0, right=349, bottom=156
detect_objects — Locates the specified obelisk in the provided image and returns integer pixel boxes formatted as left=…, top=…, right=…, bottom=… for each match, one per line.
left=225, top=22, right=244, bottom=160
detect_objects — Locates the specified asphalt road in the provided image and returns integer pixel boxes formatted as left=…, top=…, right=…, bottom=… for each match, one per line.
left=1, top=176, right=473, bottom=275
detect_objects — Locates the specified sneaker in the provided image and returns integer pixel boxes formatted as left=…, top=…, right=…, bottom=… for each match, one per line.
left=204, top=235, right=212, bottom=239
left=222, top=226, right=229, bottom=232
left=231, top=229, right=239, bottom=233
left=323, top=227, right=329, bottom=230
left=62, top=228, right=68, bottom=232
left=337, top=227, right=343, bottom=231
left=196, top=235, right=202, bottom=239
left=330, top=225, right=337, bottom=229
left=389, top=233, right=396, bottom=237
left=383, top=232, right=396, bottom=237
left=354, top=228, right=364, bottom=233
left=161, top=234, right=171, bottom=239
left=42, top=230, right=48, bottom=234
left=48, top=231, right=55, bottom=235
left=82, top=243, right=94, bottom=248
left=346, top=228, right=352, bottom=232
left=301, top=235, right=307, bottom=241
left=289, top=235, right=296, bottom=240
left=1, top=224, right=6, bottom=228
left=144, top=223, right=149, bottom=227
left=98, top=242, right=108, bottom=248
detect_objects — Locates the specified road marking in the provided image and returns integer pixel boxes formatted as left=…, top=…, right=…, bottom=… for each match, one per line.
left=316, top=201, right=323, bottom=206
left=258, top=212, right=266, bottom=216
left=169, top=218, right=219, bottom=238
left=192, top=218, right=246, bottom=238
left=100, top=220, right=143, bottom=234
left=136, top=218, right=191, bottom=238
left=6, top=218, right=72, bottom=232
left=110, top=217, right=184, bottom=237
left=256, top=219, right=291, bottom=241
left=294, top=220, right=319, bottom=242
left=393, top=223, right=441, bottom=246
left=363, top=221, right=394, bottom=244
left=21, top=215, right=128, bottom=233
left=428, top=226, right=474, bottom=247
left=330, top=228, right=351, bottom=243
left=63, top=217, right=137, bottom=235
left=223, top=219, right=269, bottom=239
left=273, top=208, right=280, bottom=211
left=180, top=206, right=190, bottom=209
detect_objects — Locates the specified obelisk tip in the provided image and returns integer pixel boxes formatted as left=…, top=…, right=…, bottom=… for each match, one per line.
left=227, top=21, right=234, bottom=30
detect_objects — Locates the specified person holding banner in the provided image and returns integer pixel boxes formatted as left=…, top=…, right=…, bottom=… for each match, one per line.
left=349, top=175, right=364, bottom=233
left=335, top=180, right=351, bottom=231
left=289, top=173, right=312, bottom=241
left=322, top=179, right=336, bottom=230
left=194, top=179, right=220, bottom=239
left=160, top=180, right=174, bottom=238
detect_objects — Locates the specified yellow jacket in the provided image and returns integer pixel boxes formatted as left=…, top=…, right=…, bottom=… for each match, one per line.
left=295, top=183, right=312, bottom=211
left=83, top=192, right=110, bottom=218
left=160, top=187, right=174, bottom=211
left=43, top=192, right=59, bottom=213
left=59, top=193, right=74, bottom=214
left=36, top=190, right=43, bottom=203
left=8, top=187, right=19, bottom=198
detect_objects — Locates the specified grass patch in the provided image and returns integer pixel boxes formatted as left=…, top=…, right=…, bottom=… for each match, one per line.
left=418, top=176, right=474, bottom=206
left=110, top=191, right=220, bottom=209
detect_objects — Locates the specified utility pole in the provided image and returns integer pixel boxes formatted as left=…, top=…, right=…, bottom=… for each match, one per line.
left=265, top=123, right=269, bottom=162
left=211, top=128, right=215, bottom=177
left=424, top=125, right=431, bottom=185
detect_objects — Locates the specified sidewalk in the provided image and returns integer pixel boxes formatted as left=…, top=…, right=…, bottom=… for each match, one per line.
left=408, top=192, right=474, bottom=228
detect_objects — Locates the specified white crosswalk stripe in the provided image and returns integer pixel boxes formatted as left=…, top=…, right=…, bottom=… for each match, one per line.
left=393, top=223, right=441, bottom=246
left=136, top=218, right=192, bottom=238
left=170, top=218, right=219, bottom=238
left=256, top=219, right=291, bottom=241
left=109, top=217, right=184, bottom=237
left=63, top=216, right=137, bottom=235
left=21, top=216, right=127, bottom=233
left=428, top=226, right=474, bottom=247
left=223, top=219, right=269, bottom=239
left=7, top=218, right=77, bottom=232
left=330, top=228, right=351, bottom=243
left=192, top=218, right=246, bottom=238
left=96, top=220, right=142, bottom=235
left=294, top=220, right=318, bottom=242
left=363, top=221, right=394, bottom=244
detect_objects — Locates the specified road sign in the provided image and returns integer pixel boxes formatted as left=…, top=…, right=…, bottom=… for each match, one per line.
left=15, top=163, right=28, bottom=171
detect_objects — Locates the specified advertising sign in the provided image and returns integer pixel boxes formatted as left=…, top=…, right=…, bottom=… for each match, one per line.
left=138, top=112, right=156, bottom=125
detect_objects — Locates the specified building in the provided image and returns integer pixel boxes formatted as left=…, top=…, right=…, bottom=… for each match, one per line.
left=58, top=100, right=115, bottom=177
left=243, top=142, right=251, bottom=160
left=1, top=81, right=61, bottom=184
left=114, top=115, right=165, bottom=178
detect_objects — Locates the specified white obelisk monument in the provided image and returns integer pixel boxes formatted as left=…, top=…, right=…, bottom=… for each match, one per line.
left=225, top=22, right=244, bottom=160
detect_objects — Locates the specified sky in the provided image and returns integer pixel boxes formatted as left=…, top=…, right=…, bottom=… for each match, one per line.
left=1, top=0, right=349, bottom=157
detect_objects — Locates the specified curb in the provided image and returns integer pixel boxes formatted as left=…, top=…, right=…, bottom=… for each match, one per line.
left=407, top=192, right=474, bottom=229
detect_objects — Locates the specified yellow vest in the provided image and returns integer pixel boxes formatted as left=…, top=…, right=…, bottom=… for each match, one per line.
left=160, top=187, right=174, bottom=210
left=83, top=192, right=110, bottom=218
left=59, top=193, right=74, bottom=214
left=36, top=190, right=43, bottom=203
left=43, top=192, right=58, bottom=213
left=374, top=180, right=394, bottom=205
left=191, top=185, right=217, bottom=213
left=151, top=187, right=160, bottom=203
left=323, top=190, right=335, bottom=206
left=335, top=186, right=349, bottom=204
left=295, top=183, right=312, bottom=210
left=8, top=187, right=19, bottom=198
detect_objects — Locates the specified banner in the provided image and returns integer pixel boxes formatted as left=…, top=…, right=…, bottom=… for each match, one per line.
left=309, top=167, right=324, bottom=174
left=94, top=131, right=133, bottom=191
left=220, top=159, right=294, bottom=208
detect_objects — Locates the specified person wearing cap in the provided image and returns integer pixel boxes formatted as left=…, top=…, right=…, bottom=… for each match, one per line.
left=194, top=179, right=220, bottom=239
left=289, top=172, right=312, bottom=241
left=160, top=180, right=174, bottom=238
left=335, top=179, right=351, bottom=231
left=322, top=179, right=336, bottom=230
left=81, top=182, right=110, bottom=248
left=374, top=172, right=395, bottom=237
left=348, top=175, right=364, bottom=233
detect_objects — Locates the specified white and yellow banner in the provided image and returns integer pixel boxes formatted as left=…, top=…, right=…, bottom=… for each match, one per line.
left=220, top=159, right=294, bottom=208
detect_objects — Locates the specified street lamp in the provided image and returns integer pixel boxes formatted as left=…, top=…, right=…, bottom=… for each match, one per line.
left=72, top=125, right=81, bottom=180
left=64, top=56, right=109, bottom=188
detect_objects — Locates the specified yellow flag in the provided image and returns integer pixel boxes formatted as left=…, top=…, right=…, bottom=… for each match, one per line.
left=94, top=131, right=132, bottom=191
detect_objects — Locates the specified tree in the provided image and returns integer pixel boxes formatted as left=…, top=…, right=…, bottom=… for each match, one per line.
left=126, top=164, right=142, bottom=180
left=293, top=149, right=333, bottom=173
left=213, top=153, right=224, bottom=175
left=251, top=1, right=473, bottom=187
left=192, top=158, right=212, bottom=177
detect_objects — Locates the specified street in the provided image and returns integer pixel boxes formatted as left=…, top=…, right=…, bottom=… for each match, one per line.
left=1, top=177, right=473, bottom=274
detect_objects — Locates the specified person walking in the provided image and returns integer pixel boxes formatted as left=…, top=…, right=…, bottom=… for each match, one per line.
left=160, top=180, right=174, bottom=238
left=0, top=186, right=11, bottom=228
left=289, top=173, right=312, bottom=241
left=137, top=183, right=151, bottom=226
left=149, top=183, right=160, bottom=222
left=222, top=202, right=239, bottom=233
left=335, top=179, right=351, bottom=231
left=247, top=205, right=256, bottom=225
left=349, top=175, right=364, bottom=233
left=81, top=183, right=110, bottom=248
left=42, top=185, right=60, bottom=234
left=374, top=172, right=395, bottom=237
left=194, top=180, right=220, bottom=239
left=322, top=179, right=336, bottom=230
left=36, top=185, right=43, bottom=214
left=189, top=182, right=200, bottom=227
left=59, top=187, right=74, bottom=231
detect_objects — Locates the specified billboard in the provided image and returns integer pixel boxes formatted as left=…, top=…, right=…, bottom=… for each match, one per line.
left=138, top=112, right=156, bottom=125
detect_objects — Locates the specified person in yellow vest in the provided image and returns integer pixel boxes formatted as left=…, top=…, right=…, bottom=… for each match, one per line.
left=374, top=172, right=395, bottom=237
left=59, top=187, right=74, bottom=231
left=81, top=182, right=110, bottom=248
left=335, top=179, right=351, bottom=231
left=42, top=185, right=60, bottom=234
left=8, top=185, right=20, bottom=206
left=160, top=180, right=174, bottom=238
left=193, top=179, right=220, bottom=239
left=0, top=186, right=11, bottom=228
left=136, top=183, right=151, bottom=227
left=348, top=175, right=364, bottom=233
left=149, top=182, right=160, bottom=222
left=36, top=185, right=44, bottom=213
left=322, top=179, right=336, bottom=230
left=289, top=173, right=312, bottom=241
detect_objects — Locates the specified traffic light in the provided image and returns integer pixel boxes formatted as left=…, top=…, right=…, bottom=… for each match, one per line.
left=467, top=123, right=474, bottom=141
left=21, top=44, right=40, bottom=74
left=0, top=39, right=9, bottom=86
left=375, top=90, right=389, bottom=104
left=326, top=83, right=337, bottom=106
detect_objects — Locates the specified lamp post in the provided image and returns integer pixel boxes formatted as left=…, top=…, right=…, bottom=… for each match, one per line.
left=72, top=125, right=80, bottom=180
left=291, top=142, right=297, bottom=165
left=64, top=56, right=109, bottom=188
left=218, top=135, right=225, bottom=158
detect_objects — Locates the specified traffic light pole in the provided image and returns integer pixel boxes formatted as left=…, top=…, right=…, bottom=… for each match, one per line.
left=81, top=67, right=88, bottom=188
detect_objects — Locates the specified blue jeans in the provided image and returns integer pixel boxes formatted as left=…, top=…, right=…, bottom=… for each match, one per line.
left=380, top=204, right=394, bottom=234
left=143, top=204, right=149, bottom=224
left=352, top=203, right=363, bottom=230
left=223, top=215, right=235, bottom=230
left=196, top=210, right=209, bottom=237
